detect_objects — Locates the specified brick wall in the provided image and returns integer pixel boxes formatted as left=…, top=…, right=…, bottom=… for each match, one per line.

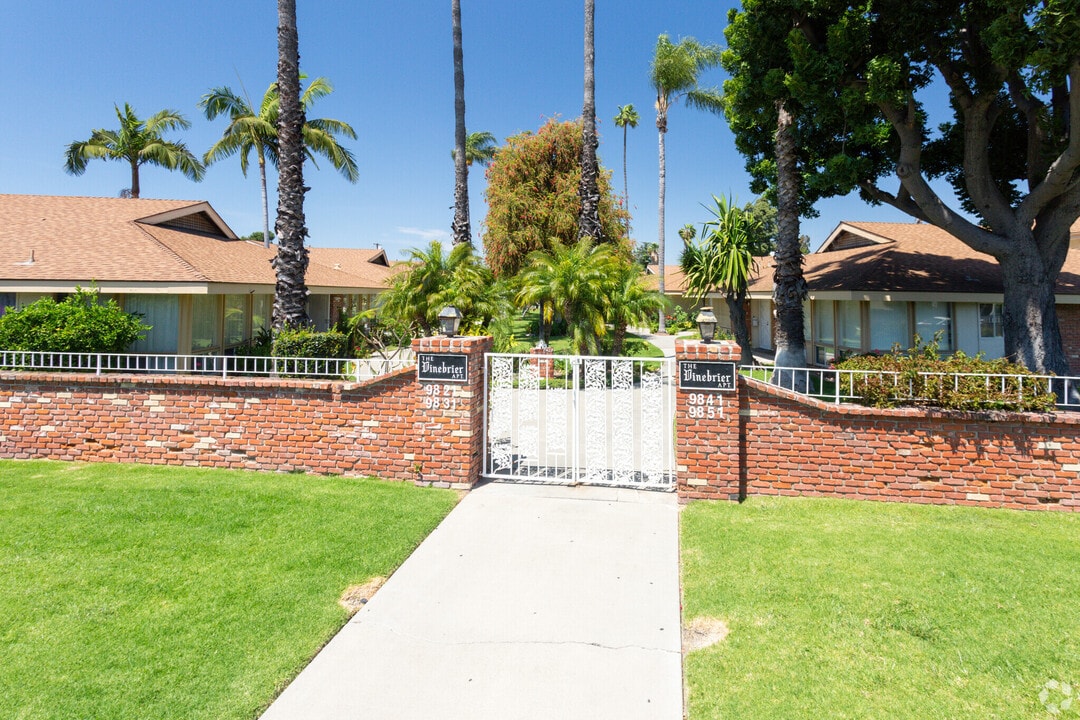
left=0, top=336, right=491, bottom=490
left=675, top=340, right=742, bottom=500
left=675, top=341, right=1080, bottom=511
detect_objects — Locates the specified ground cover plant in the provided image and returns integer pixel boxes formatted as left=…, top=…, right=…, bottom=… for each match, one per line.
left=681, top=496, right=1080, bottom=719
left=0, top=460, right=457, bottom=719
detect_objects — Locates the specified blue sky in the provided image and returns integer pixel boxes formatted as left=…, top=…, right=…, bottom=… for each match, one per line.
left=1, top=0, right=922, bottom=263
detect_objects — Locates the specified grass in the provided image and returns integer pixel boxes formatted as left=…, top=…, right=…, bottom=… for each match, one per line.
left=507, top=311, right=664, bottom=357
left=681, top=496, right=1080, bottom=719
left=0, top=460, right=458, bottom=720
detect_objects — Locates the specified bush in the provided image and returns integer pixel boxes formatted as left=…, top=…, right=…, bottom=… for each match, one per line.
left=0, top=288, right=149, bottom=353
left=272, top=328, right=348, bottom=359
left=834, top=334, right=1057, bottom=412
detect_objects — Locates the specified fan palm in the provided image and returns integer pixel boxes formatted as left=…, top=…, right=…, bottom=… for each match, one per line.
left=451, top=0, right=472, bottom=246
left=680, top=195, right=760, bottom=364
left=63, top=104, right=204, bottom=199
left=517, top=238, right=616, bottom=355
left=201, top=77, right=358, bottom=248
left=577, top=0, right=603, bottom=243
left=273, top=0, right=309, bottom=329
left=650, top=34, right=723, bottom=333
left=613, top=104, right=638, bottom=239
left=451, top=131, right=498, bottom=167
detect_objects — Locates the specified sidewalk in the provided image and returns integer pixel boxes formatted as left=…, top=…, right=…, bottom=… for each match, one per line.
left=260, top=482, right=683, bottom=720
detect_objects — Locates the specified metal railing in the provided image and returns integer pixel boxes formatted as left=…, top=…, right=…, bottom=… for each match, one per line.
left=739, top=364, right=1080, bottom=411
left=0, top=350, right=415, bottom=382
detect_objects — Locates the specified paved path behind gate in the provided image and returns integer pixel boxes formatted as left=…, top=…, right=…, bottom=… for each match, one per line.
left=260, top=482, right=683, bottom=720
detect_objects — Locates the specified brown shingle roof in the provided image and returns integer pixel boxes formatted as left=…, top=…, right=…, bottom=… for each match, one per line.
left=746, top=222, right=1080, bottom=297
left=0, top=194, right=392, bottom=292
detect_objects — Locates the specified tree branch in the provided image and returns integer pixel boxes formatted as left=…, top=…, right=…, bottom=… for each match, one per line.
left=1005, top=70, right=1048, bottom=185
left=959, top=94, right=1016, bottom=233
left=1018, top=58, right=1080, bottom=226
left=858, top=180, right=931, bottom=222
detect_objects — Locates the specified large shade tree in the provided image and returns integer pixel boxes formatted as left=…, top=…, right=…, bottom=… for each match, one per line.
left=64, top=104, right=204, bottom=198
left=725, top=0, right=1080, bottom=374
left=650, top=34, right=724, bottom=333
left=483, top=118, right=629, bottom=279
left=200, top=77, right=358, bottom=248
left=272, top=0, right=309, bottom=329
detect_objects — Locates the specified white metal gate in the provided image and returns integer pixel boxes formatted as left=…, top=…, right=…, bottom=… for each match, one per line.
left=483, top=353, right=676, bottom=490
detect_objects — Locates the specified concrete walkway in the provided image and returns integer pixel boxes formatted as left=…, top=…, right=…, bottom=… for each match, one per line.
left=260, top=482, right=683, bottom=720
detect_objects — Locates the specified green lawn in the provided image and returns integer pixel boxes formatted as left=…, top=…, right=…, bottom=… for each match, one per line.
left=507, top=311, right=663, bottom=357
left=0, top=460, right=458, bottom=720
left=682, top=496, right=1080, bottom=719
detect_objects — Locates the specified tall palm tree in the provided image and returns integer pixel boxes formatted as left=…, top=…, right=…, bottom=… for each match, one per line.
left=517, top=238, right=616, bottom=355
left=201, top=77, right=359, bottom=248
left=451, top=131, right=498, bottom=167
left=772, top=99, right=808, bottom=385
left=577, top=0, right=603, bottom=243
left=613, top=104, right=639, bottom=239
left=273, top=0, right=309, bottom=329
left=451, top=0, right=471, bottom=246
left=650, top=34, right=724, bottom=333
left=605, top=260, right=668, bottom=356
left=64, top=104, right=204, bottom=199
left=680, top=195, right=760, bottom=364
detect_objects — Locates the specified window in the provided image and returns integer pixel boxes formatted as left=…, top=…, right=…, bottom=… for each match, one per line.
left=0, top=292, right=14, bottom=317
left=837, top=301, right=862, bottom=351
left=870, top=301, right=909, bottom=352
left=252, top=295, right=271, bottom=335
left=915, top=301, right=953, bottom=351
left=813, top=301, right=834, bottom=365
left=125, top=295, right=180, bottom=353
left=223, top=294, right=247, bottom=347
left=191, top=295, right=221, bottom=352
left=979, top=303, right=1004, bottom=338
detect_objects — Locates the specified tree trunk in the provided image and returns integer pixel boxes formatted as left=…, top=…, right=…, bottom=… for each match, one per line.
left=272, top=0, right=310, bottom=329
left=622, top=125, right=630, bottom=239
left=451, top=0, right=471, bottom=246
left=577, top=0, right=603, bottom=243
left=725, top=292, right=754, bottom=365
left=656, top=122, right=667, bottom=334
left=259, top=153, right=271, bottom=248
left=772, top=100, right=807, bottom=387
left=130, top=160, right=140, bottom=199
left=612, top=322, right=627, bottom=356
left=1000, top=240, right=1070, bottom=375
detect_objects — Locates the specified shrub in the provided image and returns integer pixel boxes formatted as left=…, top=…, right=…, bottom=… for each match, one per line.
left=272, top=328, right=348, bottom=359
left=834, top=334, right=1057, bottom=412
left=0, top=287, right=149, bottom=353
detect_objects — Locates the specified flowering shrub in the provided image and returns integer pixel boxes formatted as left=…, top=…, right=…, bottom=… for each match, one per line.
left=834, top=334, right=1057, bottom=411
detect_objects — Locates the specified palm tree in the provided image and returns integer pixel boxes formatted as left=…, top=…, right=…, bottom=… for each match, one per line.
left=678, top=223, right=696, bottom=244
left=273, top=0, right=309, bottom=329
left=650, top=34, right=724, bottom=333
left=379, top=241, right=507, bottom=336
left=680, top=195, right=760, bottom=364
left=605, top=260, right=668, bottom=356
left=451, top=0, right=471, bottom=246
left=613, top=104, right=639, bottom=239
left=451, top=131, right=498, bottom=167
left=517, top=238, right=616, bottom=355
left=772, top=100, right=808, bottom=385
left=578, top=0, right=603, bottom=243
left=64, top=104, right=204, bottom=199
left=201, top=77, right=359, bottom=248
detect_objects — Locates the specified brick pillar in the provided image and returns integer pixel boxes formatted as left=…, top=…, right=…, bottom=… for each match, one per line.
left=675, top=339, right=742, bottom=501
left=410, top=335, right=492, bottom=489
left=529, top=345, right=554, bottom=379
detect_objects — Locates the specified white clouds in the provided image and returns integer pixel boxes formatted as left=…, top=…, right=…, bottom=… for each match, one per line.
left=394, top=227, right=450, bottom=243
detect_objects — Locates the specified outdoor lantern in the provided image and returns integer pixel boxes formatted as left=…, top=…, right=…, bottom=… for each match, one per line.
left=438, top=305, right=462, bottom=337
left=696, top=306, right=718, bottom=343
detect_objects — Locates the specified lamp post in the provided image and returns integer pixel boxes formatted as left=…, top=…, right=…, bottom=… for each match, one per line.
left=696, top=306, right=717, bottom=344
left=437, top=305, right=462, bottom=337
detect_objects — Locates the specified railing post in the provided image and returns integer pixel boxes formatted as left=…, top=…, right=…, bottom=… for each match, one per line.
left=96, top=353, right=102, bottom=376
